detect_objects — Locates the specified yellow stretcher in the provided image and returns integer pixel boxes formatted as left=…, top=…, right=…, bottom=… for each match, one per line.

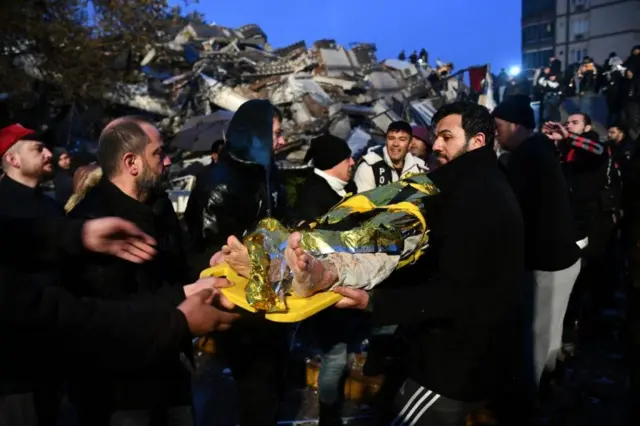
left=200, top=263, right=342, bottom=323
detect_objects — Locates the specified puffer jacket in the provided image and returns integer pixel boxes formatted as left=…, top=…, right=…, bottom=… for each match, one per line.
left=184, top=100, right=289, bottom=254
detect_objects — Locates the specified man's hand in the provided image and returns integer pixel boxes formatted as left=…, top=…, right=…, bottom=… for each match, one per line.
left=82, top=217, right=157, bottom=263
left=333, top=287, right=370, bottom=310
left=178, top=289, right=240, bottom=335
left=183, top=277, right=234, bottom=298
left=209, top=251, right=224, bottom=267
left=542, top=121, right=568, bottom=140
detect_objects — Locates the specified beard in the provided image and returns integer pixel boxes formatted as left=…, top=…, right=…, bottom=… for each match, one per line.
left=135, top=161, right=168, bottom=196
left=435, top=143, right=469, bottom=165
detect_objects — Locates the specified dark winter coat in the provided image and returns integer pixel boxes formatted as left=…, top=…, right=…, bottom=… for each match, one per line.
left=64, top=178, right=191, bottom=412
left=369, top=147, right=525, bottom=401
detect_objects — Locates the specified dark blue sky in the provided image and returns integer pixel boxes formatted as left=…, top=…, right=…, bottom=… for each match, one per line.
left=177, top=0, right=521, bottom=72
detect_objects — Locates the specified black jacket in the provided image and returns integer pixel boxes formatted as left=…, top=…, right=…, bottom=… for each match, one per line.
left=0, top=175, right=66, bottom=393
left=64, top=178, right=191, bottom=411
left=502, top=133, right=581, bottom=271
left=53, top=169, right=74, bottom=205
left=368, top=147, right=524, bottom=401
left=559, top=130, right=617, bottom=245
left=185, top=100, right=289, bottom=256
left=0, top=175, right=64, bottom=219
left=293, top=172, right=362, bottom=347
left=294, top=172, right=355, bottom=223
left=0, top=217, right=191, bottom=396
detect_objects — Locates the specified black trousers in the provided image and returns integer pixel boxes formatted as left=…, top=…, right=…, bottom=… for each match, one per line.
left=377, top=378, right=483, bottom=426
left=218, top=317, right=290, bottom=426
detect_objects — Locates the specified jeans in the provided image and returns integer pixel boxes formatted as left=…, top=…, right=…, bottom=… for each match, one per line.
left=313, top=310, right=370, bottom=406
left=318, top=342, right=348, bottom=405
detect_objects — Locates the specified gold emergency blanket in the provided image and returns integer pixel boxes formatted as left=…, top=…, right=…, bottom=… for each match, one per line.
left=243, top=173, right=440, bottom=312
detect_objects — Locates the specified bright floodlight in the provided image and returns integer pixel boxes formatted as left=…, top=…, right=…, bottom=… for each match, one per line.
left=508, top=66, right=521, bottom=76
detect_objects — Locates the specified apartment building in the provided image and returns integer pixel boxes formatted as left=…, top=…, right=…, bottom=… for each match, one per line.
left=555, top=0, right=640, bottom=68
left=522, top=0, right=557, bottom=69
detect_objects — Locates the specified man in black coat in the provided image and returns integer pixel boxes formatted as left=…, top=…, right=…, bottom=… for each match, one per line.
left=493, top=97, right=582, bottom=412
left=294, top=134, right=360, bottom=425
left=196, top=100, right=291, bottom=426
left=64, top=117, right=220, bottom=426
left=0, top=123, right=67, bottom=425
left=544, top=113, right=619, bottom=344
left=334, top=102, right=525, bottom=426
left=0, top=216, right=239, bottom=426
left=295, top=134, right=355, bottom=222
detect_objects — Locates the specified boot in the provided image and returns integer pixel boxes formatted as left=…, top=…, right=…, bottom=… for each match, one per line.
left=318, top=401, right=343, bottom=426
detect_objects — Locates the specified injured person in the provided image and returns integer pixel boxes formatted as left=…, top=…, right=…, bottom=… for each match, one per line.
left=215, top=173, right=439, bottom=312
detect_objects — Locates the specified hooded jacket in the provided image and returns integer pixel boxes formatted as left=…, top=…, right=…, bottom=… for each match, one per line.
left=185, top=100, right=289, bottom=253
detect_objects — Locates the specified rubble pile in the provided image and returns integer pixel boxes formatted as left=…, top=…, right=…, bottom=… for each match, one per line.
left=14, top=21, right=483, bottom=167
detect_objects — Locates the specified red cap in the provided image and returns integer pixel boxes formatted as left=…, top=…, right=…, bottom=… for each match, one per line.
left=0, top=124, right=37, bottom=157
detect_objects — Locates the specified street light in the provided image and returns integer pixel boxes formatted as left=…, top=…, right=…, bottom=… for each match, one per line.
left=508, top=65, right=521, bottom=77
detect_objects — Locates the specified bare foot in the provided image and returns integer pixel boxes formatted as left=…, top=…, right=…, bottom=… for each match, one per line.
left=222, top=235, right=251, bottom=278
left=285, top=232, right=337, bottom=297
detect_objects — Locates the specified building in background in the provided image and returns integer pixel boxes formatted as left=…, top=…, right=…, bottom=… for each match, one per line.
left=555, top=0, right=640, bottom=69
left=522, top=0, right=557, bottom=70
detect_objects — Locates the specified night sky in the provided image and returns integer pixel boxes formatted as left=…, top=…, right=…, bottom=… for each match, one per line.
left=177, top=0, right=522, bottom=72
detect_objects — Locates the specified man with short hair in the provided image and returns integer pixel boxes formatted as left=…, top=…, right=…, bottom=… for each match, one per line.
left=336, top=102, right=524, bottom=426
left=64, top=117, right=215, bottom=426
left=0, top=123, right=66, bottom=426
left=0, top=124, right=62, bottom=218
left=544, top=113, right=619, bottom=344
left=353, top=120, right=427, bottom=192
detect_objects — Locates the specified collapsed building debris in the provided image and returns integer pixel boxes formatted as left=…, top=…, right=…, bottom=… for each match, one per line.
left=11, top=20, right=493, bottom=169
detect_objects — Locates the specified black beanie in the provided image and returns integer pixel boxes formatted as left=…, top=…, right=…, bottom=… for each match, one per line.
left=492, top=95, right=536, bottom=129
left=304, top=134, right=351, bottom=170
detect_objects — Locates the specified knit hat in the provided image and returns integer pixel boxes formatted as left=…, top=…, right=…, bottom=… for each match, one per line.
left=491, top=95, right=536, bottom=130
left=304, top=134, right=351, bottom=170
left=411, top=126, right=432, bottom=146
left=0, top=123, right=40, bottom=157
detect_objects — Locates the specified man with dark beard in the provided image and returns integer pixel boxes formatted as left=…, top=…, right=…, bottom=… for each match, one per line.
left=63, top=117, right=219, bottom=426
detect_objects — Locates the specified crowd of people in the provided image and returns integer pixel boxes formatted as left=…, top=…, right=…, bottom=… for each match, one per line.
left=1, top=83, right=640, bottom=426
left=496, top=45, right=640, bottom=141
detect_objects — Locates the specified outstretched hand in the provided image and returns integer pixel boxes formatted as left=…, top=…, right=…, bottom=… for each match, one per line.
left=82, top=217, right=157, bottom=263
